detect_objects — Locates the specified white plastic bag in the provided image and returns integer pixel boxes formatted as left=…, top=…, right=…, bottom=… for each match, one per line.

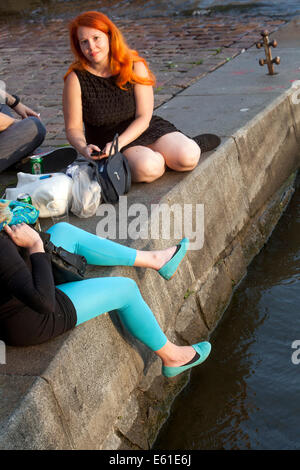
left=5, top=172, right=73, bottom=218
left=70, top=163, right=101, bottom=218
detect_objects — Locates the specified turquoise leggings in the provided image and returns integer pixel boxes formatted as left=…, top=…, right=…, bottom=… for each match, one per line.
left=46, top=222, right=167, bottom=351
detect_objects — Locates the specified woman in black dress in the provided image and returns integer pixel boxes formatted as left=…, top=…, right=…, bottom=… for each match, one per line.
left=63, top=11, right=201, bottom=183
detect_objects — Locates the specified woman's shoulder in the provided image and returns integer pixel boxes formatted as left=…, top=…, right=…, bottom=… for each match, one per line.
left=133, top=60, right=149, bottom=78
left=65, top=69, right=81, bottom=84
left=64, top=69, right=82, bottom=95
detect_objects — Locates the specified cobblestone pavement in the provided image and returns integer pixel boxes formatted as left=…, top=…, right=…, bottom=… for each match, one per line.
left=0, top=13, right=285, bottom=150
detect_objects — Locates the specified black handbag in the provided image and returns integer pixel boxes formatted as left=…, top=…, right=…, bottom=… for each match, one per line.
left=39, top=232, right=87, bottom=285
left=92, top=133, right=131, bottom=204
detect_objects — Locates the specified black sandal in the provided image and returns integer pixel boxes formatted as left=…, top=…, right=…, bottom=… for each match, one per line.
left=15, top=147, right=78, bottom=174
left=193, top=134, right=221, bottom=153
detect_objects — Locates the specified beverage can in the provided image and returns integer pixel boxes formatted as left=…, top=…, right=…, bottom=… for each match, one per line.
left=30, top=156, right=43, bottom=174
left=16, top=193, right=32, bottom=205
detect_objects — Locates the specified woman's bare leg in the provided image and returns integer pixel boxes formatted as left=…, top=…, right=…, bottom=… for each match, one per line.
left=123, top=145, right=166, bottom=182
left=148, top=131, right=201, bottom=172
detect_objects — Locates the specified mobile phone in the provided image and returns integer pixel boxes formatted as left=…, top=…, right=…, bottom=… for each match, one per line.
left=91, top=150, right=103, bottom=157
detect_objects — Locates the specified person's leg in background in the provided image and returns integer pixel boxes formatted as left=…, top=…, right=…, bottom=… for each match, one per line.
left=0, top=105, right=46, bottom=173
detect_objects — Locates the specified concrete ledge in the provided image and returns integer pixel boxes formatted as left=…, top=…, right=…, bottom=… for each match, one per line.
left=0, top=19, right=300, bottom=449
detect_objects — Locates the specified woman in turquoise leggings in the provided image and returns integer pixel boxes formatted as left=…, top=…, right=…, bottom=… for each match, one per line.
left=2, top=219, right=211, bottom=378
left=46, top=223, right=211, bottom=378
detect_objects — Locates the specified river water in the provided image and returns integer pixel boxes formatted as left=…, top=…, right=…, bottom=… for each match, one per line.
left=154, top=179, right=300, bottom=450
left=1, top=0, right=300, bottom=21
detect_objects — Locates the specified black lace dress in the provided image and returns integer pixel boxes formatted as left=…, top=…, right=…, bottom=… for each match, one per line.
left=74, top=69, right=179, bottom=151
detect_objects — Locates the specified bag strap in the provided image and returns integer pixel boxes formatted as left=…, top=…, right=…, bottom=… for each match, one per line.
left=39, top=231, right=87, bottom=274
left=55, top=247, right=87, bottom=274
left=109, top=133, right=119, bottom=158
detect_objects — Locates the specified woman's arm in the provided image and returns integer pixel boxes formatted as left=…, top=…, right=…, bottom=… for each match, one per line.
left=63, top=72, right=101, bottom=159
left=1, top=225, right=56, bottom=315
left=102, top=61, right=154, bottom=155
left=0, top=89, right=41, bottom=119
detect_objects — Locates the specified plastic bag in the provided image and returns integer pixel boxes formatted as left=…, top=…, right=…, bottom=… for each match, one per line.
left=5, top=172, right=73, bottom=218
left=70, top=163, right=101, bottom=218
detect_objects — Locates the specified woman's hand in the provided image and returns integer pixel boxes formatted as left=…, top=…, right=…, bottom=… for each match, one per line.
left=13, top=102, right=41, bottom=119
left=4, top=223, right=44, bottom=254
left=79, top=143, right=101, bottom=160
left=100, top=141, right=115, bottom=158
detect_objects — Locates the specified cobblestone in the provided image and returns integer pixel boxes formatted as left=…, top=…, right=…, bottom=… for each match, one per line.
left=0, top=13, right=286, bottom=149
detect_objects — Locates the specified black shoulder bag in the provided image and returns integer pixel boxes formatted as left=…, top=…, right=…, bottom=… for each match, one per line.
left=92, top=133, right=131, bottom=204
left=39, top=232, right=87, bottom=285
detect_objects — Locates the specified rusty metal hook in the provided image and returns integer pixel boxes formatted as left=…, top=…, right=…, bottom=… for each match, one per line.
left=256, top=30, right=280, bottom=75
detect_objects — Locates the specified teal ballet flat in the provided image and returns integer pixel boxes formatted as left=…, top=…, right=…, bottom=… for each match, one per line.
left=158, top=238, right=189, bottom=280
left=162, top=341, right=211, bottom=378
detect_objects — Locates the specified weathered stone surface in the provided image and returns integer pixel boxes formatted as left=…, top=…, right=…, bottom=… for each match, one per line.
left=175, top=293, right=209, bottom=343
left=40, top=316, right=143, bottom=450
left=289, top=90, right=300, bottom=142
left=116, top=394, right=149, bottom=449
left=234, top=94, right=297, bottom=217
left=239, top=219, right=266, bottom=266
left=0, top=377, right=72, bottom=450
left=178, top=138, right=250, bottom=282
left=258, top=179, right=296, bottom=241
left=100, top=429, right=140, bottom=450
left=0, top=375, right=36, bottom=428
left=196, top=263, right=234, bottom=331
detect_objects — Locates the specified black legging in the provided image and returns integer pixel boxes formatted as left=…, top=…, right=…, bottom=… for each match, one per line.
left=0, top=104, right=46, bottom=173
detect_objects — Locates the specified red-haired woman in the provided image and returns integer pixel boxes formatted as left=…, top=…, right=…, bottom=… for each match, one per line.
left=63, top=11, right=202, bottom=183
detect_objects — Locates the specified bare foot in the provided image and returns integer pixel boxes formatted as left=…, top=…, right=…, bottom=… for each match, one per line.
left=153, top=246, right=177, bottom=271
left=162, top=345, right=196, bottom=368
left=134, top=245, right=178, bottom=270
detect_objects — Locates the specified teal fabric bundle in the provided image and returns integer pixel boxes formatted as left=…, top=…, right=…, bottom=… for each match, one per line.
left=0, top=199, right=39, bottom=231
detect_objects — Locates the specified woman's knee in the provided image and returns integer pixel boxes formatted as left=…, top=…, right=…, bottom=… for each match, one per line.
left=125, top=147, right=165, bottom=183
left=117, top=277, right=141, bottom=302
left=173, top=139, right=201, bottom=170
left=120, top=277, right=139, bottom=292
left=46, top=222, right=78, bottom=252
left=141, top=153, right=165, bottom=182
left=47, top=221, right=70, bottom=234
left=28, top=116, right=46, bottom=145
left=47, top=222, right=74, bottom=241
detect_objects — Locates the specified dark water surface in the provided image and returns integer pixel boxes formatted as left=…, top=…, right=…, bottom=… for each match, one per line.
left=1, top=0, right=300, bottom=21
left=154, top=180, right=300, bottom=450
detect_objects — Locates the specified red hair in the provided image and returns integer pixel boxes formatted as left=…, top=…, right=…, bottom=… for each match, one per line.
left=64, top=11, right=155, bottom=89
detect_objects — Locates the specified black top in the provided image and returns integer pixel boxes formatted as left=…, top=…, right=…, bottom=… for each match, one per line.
left=0, top=232, right=77, bottom=346
left=74, top=69, right=178, bottom=150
